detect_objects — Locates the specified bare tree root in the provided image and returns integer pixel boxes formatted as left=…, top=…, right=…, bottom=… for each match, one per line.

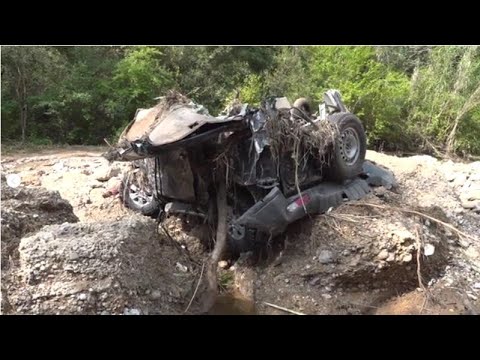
left=199, top=168, right=228, bottom=313
left=414, top=226, right=433, bottom=314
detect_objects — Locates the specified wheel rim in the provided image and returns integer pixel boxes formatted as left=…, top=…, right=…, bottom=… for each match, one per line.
left=129, top=183, right=154, bottom=207
left=340, top=127, right=360, bottom=166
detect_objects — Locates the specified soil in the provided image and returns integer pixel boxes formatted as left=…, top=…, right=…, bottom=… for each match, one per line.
left=1, top=146, right=479, bottom=315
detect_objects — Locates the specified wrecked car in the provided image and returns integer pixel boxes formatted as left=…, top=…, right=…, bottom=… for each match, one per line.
left=104, top=90, right=396, bottom=254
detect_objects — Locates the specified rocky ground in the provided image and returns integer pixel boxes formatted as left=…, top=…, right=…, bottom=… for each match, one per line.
left=1, top=147, right=479, bottom=315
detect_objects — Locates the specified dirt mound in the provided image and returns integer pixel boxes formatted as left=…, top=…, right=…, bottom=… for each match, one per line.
left=1, top=179, right=79, bottom=270
left=6, top=216, right=197, bottom=315
left=232, top=193, right=453, bottom=315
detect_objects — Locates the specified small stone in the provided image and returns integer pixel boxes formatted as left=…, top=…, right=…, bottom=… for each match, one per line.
left=377, top=249, right=389, bottom=260
left=175, top=262, right=188, bottom=272
left=424, top=244, right=435, bottom=256
left=100, top=311, right=110, bottom=315
left=68, top=252, right=80, bottom=261
left=78, top=293, right=87, bottom=301
left=466, top=293, right=478, bottom=301
left=317, top=250, right=334, bottom=264
left=284, top=279, right=290, bottom=284
left=402, top=253, right=413, bottom=263
left=342, top=250, right=350, bottom=256
left=150, top=290, right=162, bottom=300
left=218, top=260, right=229, bottom=269
left=458, top=239, right=471, bottom=248
left=124, top=308, right=141, bottom=315
left=322, top=294, right=332, bottom=300
left=95, top=167, right=120, bottom=182
left=386, top=253, right=396, bottom=262
left=472, top=282, right=480, bottom=289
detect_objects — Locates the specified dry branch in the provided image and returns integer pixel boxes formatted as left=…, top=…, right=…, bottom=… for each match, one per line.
left=346, top=202, right=477, bottom=242
left=263, top=302, right=306, bottom=315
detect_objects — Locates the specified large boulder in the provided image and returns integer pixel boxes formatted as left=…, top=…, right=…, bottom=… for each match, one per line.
left=1, top=178, right=79, bottom=270
left=7, top=216, right=197, bottom=315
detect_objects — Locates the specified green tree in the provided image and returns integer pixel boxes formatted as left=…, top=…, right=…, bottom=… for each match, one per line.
left=1, top=46, right=66, bottom=142
left=408, top=46, right=480, bottom=154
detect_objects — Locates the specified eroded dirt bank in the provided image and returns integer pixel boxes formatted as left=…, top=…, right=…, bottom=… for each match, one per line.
left=1, top=147, right=479, bottom=315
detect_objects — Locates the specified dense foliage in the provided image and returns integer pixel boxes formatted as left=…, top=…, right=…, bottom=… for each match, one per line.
left=2, top=46, right=479, bottom=155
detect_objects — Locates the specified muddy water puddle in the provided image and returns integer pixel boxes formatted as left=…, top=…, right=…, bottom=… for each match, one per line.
left=208, top=292, right=256, bottom=315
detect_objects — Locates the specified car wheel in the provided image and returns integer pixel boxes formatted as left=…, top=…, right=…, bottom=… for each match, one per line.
left=122, top=170, right=160, bottom=217
left=327, top=112, right=367, bottom=181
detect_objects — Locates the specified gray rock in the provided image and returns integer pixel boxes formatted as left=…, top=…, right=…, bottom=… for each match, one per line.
left=317, top=250, right=335, bottom=264
left=150, top=290, right=162, bottom=300
left=124, top=308, right=141, bottom=315
left=8, top=217, right=196, bottom=315
left=68, top=252, right=80, bottom=261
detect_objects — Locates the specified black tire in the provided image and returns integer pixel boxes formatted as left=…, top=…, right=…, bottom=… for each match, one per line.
left=122, top=171, right=160, bottom=217
left=327, top=112, right=366, bottom=182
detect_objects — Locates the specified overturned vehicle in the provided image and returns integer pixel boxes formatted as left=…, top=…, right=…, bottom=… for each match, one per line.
left=104, top=90, right=396, bottom=254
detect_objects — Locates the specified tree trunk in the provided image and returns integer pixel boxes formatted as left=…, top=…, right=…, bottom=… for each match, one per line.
left=20, top=102, right=27, bottom=144
left=446, top=84, right=480, bottom=155
left=16, top=63, right=28, bottom=144
left=446, top=116, right=459, bottom=155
